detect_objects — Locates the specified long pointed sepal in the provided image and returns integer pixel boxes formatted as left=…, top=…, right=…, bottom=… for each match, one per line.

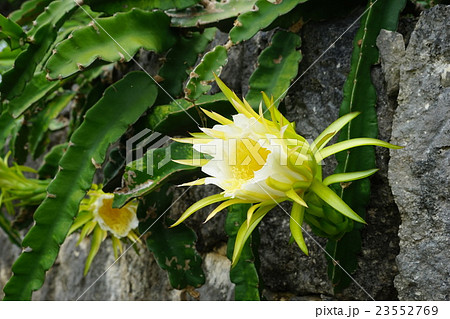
left=204, top=199, right=252, bottom=223
left=316, top=138, right=402, bottom=161
left=232, top=204, right=275, bottom=267
left=286, top=189, right=308, bottom=207
left=312, top=112, right=360, bottom=150
left=179, top=178, right=207, bottom=187
left=200, top=108, right=233, bottom=125
left=83, top=226, right=105, bottom=276
left=68, top=211, right=92, bottom=236
left=289, top=202, right=308, bottom=255
left=171, top=194, right=226, bottom=227
left=322, top=169, right=379, bottom=186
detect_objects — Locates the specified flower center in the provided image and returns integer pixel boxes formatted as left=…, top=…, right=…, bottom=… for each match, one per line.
left=97, top=197, right=137, bottom=237
left=230, top=139, right=270, bottom=181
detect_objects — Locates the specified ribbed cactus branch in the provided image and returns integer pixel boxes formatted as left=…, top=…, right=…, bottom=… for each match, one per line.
left=326, top=0, right=407, bottom=292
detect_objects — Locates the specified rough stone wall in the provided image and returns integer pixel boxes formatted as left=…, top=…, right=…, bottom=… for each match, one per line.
left=388, top=5, right=450, bottom=301
left=1, top=5, right=449, bottom=301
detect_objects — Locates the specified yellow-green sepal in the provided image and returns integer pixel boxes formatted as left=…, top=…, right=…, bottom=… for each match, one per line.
left=111, top=236, right=123, bottom=260
left=286, top=189, right=308, bottom=207
left=170, top=193, right=226, bottom=227
left=322, top=169, right=379, bottom=186
left=204, top=199, right=253, bottom=223
left=83, top=225, right=106, bottom=276
left=266, top=176, right=292, bottom=192
left=213, top=73, right=244, bottom=107
left=312, top=112, right=360, bottom=150
left=179, top=178, right=207, bottom=187
left=200, top=107, right=233, bottom=125
left=290, top=202, right=308, bottom=255
left=232, top=204, right=276, bottom=267
left=68, top=210, right=93, bottom=236
left=316, top=138, right=402, bottom=162
left=77, top=219, right=97, bottom=246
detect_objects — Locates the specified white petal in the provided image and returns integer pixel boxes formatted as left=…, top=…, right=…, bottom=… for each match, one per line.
left=202, top=157, right=231, bottom=180
left=193, top=139, right=224, bottom=158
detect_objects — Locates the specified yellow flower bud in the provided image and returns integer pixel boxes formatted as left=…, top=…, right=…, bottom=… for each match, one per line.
left=69, top=185, right=140, bottom=275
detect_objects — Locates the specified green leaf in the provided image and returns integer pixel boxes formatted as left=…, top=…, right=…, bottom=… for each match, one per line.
left=45, top=10, right=176, bottom=80
left=0, top=111, right=22, bottom=153
left=148, top=93, right=234, bottom=135
left=68, top=70, right=109, bottom=137
left=28, top=92, right=75, bottom=157
left=168, top=1, right=258, bottom=29
left=138, top=185, right=205, bottom=289
left=12, top=119, right=29, bottom=164
left=226, top=204, right=261, bottom=301
left=2, top=116, right=23, bottom=159
left=102, top=146, right=126, bottom=186
left=1, top=0, right=77, bottom=103
left=2, top=71, right=158, bottom=300
left=86, top=0, right=201, bottom=14
left=229, top=0, right=307, bottom=44
left=6, top=72, right=60, bottom=118
left=185, top=45, right=228, bottom=100
left=38, top=7, right=102, bottom=68
left=37, top=142, right=68, bottom=179
left=8, top=0, right=54, bottom=26
left=245, top=31, right=302, bottom=109
left=325, top=230, right=361, bottom=293
left=113, top=142, right=204, bottom=208
left=27, top=0, right=79, bottom=38
left=0, top=45, right=22, bottom=73
left=0, top=14, right=26, bottom=50
left=328, top=0, right=406, bottom=292
left=156, top=28, right=216, bottom=103
left=0, top=23, right=57, bottom=102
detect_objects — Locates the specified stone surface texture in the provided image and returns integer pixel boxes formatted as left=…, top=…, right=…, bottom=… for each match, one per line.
left=376, top=30, right=406, bottom=97
left=1, top=5, right=449, bottom=301
left=389, top=5, right=450, bottom=301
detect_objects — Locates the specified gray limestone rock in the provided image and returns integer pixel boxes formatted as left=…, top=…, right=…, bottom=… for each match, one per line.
left=195, top=245, right=234, bottom=301
left=389, top=5, right=450, bottom=301
left=0, top=232, right=234, bottom=300
left=376, top=29, right=406, bottom=97
left=32, top=235, right=178, bottom=301
left=0, top=231, right=21, bottom=299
